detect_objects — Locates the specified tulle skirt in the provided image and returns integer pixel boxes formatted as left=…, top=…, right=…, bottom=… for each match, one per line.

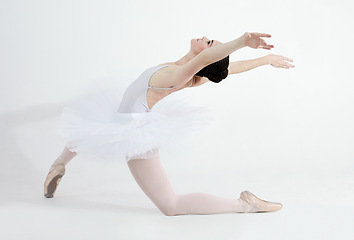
left=57, top=75, right=214, bottom=162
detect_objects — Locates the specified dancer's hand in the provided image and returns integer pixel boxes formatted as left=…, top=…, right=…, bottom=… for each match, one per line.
left=265, top=54, right=295, bottom=69
left=243, top=32, right=274, bottom=50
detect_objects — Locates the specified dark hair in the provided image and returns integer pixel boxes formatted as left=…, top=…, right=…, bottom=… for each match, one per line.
left=196, top=55, right=229, bottom=83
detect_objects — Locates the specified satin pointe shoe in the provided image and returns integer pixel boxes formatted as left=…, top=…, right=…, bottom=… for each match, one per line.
left=44, top=162, right=66, bottom=198
left=240, top=190, right=283, bottom=213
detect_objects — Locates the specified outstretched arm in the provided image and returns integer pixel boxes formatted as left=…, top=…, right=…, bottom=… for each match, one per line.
left=228, top=54, right=295, bottom=75
left=203, top=32, right=273, bottom=65
left=167, top=32, right=274, bottom=87
left=228, top=57, right=268, bottom=75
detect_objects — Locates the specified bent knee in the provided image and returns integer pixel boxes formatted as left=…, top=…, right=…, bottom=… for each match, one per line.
left=160, top=207, right=178, bottom=216
left=157, top=202, right=179, bottom=216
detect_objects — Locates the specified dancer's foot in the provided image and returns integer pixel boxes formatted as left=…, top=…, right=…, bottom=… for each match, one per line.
left=239, top=190, right=282, bottom=213
left=44, top=161, right=66, bottom=198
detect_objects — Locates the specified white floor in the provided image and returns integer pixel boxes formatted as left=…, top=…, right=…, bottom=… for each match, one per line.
left=1, top=107, right=354, bottom=240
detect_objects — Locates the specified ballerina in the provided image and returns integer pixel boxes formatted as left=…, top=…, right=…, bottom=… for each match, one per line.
left=44, top=32, right=295, bottom=216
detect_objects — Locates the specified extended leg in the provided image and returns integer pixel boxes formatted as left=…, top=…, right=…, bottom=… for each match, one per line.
left=127, top=154, right=258, bottom=216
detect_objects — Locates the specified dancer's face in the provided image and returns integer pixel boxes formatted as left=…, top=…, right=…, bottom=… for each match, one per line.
left=190, top=36, right=222, bottom=54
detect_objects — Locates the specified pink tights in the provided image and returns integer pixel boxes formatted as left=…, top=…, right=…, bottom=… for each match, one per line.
left=54, top=147, right=256, bottom=216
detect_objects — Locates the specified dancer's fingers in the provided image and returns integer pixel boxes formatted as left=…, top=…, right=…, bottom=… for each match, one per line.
left=262, top=45, right=273, bottom=50
left=283, top=61, right=295, bottom=68
left=284, top=63, right=294, bottom=68
left=258, top=33, right=272, bottom=37
left=283, top=57, right=294, bottom=62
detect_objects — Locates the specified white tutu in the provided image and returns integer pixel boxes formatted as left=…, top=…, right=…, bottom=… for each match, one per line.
left=57, top=75, right=214, bottom=162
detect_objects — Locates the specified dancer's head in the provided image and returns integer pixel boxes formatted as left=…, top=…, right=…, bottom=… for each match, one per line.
left=190, top=37, right=229, bottom=83
left=190, top=36, right=222, bottom=54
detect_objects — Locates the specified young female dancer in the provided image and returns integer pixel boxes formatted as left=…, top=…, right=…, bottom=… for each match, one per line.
left=44, top=32, right=295, bottom=216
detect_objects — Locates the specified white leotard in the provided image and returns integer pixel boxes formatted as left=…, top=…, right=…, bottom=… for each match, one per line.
left=118, top=65, right=192, bottom=113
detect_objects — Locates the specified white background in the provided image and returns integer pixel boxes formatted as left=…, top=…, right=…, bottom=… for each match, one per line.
left=1, top=0, right=353, bottom=239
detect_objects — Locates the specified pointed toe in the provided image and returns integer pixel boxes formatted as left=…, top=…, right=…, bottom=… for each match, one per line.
left=240, top=190, right=283, bottom=213
left=44, top=164, right=66, bottom=198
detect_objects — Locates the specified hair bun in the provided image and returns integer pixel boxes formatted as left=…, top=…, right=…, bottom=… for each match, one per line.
left=220, top=69, right=228, bottom=79
left=209, top=69, right=228, bottom=83
left=195, top=55, right=230, bottom=83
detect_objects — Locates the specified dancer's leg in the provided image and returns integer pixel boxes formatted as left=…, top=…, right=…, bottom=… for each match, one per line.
left=127, top=154, right=258, bottom=216
left=44, top=147, right=77, bottom=197
left=52, top=146, right=77, bottom=167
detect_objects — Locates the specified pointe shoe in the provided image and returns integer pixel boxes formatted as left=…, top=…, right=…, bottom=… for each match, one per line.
left=240, top=190, right=282, bottom=213
left=44, top=162, right=66, bottom=198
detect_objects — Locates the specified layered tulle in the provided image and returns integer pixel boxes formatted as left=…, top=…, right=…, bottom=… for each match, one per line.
left=57, top=75, right=214, bottom=162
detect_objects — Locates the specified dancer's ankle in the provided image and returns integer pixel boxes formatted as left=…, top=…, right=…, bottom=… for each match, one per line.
left=235, top=198, right=258, bottom=213
left=52, top=157, right=69, bottom=167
